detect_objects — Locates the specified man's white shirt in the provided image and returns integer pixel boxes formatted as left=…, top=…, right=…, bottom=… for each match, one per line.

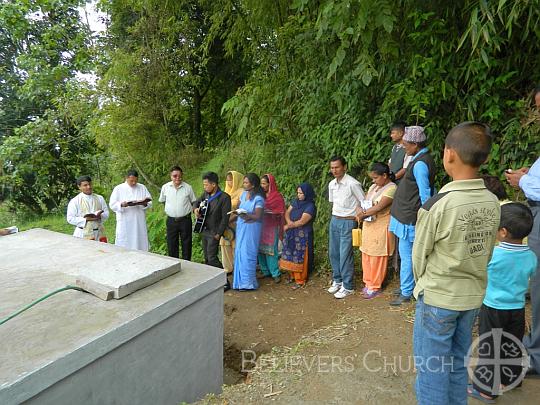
left=328, top=173, right=365, bottom=217
left=159, top=181, right=196, bottom=218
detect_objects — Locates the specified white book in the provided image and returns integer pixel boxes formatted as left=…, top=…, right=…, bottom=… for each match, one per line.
left=5, top=226, right=19, bottom=234
left=227, top=208, right=248, bottom=215
left=361, top=200, right=374, bottom=222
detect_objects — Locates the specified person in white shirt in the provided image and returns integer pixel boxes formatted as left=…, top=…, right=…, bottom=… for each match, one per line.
left=327, top=156, right=365, bottom=299
left=109, top=170, right=152, bottom=251
left=159, top=166, right=196, bottom=259
left=66, top=175, right=109, bottom=241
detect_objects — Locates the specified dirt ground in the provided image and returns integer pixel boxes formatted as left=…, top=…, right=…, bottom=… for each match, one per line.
left=199, top=273, right=539, bottom=405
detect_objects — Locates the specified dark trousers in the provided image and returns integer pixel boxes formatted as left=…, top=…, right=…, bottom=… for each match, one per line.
left=388, top=236, right=400, bottom=283
left=473, top=304, right=525, bottom=397
left=202, top=229, right=222, bottom=268
left=524, top=205, right=540, bottom=372
left=166, top=216, right=192, bottom=260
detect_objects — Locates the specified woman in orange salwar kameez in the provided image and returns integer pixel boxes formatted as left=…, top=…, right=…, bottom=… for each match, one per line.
left=357, top=162, right=397, bottom=299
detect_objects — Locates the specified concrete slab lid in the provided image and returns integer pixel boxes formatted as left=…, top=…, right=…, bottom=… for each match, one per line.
left=0, top=229, right=226, bottom=403
left=0, top=228, right=182, bottom=299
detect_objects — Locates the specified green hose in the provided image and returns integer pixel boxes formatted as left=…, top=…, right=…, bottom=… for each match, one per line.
left=0, top=285, right=86, bottom=326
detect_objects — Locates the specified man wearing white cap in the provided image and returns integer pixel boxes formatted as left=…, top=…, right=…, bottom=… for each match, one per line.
left=389, top=126, right=435, bottom=306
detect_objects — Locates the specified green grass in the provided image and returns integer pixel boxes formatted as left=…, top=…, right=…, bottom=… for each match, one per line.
left=181, top=152, right=229, bottom=195
left=0, top=203, right=18, bottom=229
left=1, top=204, right=74, bottom=235
left=1, top=208, right=118, bottom=243
left=17, top=213, right=76, bottom=235
left=0, top=152, right=230, bottom=261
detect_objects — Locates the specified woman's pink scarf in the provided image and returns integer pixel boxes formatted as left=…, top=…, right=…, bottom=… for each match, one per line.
left=261, top=173, right=285, bottom=245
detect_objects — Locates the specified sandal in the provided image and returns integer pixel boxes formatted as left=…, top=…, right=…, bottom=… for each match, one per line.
left=467, top=384, right=495, bottom=404
left=291, top=283, right=305, bottom=290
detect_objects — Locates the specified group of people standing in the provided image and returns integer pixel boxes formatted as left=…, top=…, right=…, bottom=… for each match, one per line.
left=62, top=88, right=540, bottom=405
left=65, top=167, right=317, bottom=292
left=326, top=124, right=436, bottom=304
left=67, top=169, right=154, bottom=251
left=224, top=172, right=317, bottom=291
left=325, top=112, right=540, bottom=402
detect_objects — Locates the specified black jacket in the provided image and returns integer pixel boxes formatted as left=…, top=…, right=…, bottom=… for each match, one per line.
left=193, top=188, right=231, bottom=236
left=390, top=151, right=436, bottom=225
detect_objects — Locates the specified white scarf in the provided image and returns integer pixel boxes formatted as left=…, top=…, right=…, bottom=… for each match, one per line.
left=79, top=193, right=105, bottom=240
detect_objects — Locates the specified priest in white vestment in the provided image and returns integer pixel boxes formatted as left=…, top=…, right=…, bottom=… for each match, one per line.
left=67, top=175, right=109, bottom=241
left=109, top=169, right=153, bottom=251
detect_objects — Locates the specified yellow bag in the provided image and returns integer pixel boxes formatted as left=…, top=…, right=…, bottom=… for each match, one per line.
left=352, top=226, right=362, bottom=247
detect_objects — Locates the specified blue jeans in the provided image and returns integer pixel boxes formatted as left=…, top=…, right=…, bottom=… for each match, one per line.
left=329, top=216, right=356, bottom=290
left=413, top=295, right=478, bottom=405
left=398, top=237, right=415, bottom=296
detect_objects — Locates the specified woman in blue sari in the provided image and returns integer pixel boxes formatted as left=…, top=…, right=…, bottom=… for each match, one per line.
left=279, top=183, right=317, bottom=289
left=232, top=173, right=266, bottom=290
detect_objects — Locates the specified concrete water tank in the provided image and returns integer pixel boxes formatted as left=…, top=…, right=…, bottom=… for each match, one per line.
left=0, top=229, right=224, bottom=404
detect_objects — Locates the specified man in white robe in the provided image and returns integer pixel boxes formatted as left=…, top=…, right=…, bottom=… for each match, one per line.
left=67, top=175, right=109, bottom=241
left=109, top=169, right=153, bottom=251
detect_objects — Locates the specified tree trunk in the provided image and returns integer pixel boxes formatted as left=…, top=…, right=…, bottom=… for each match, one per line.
left=193, top=87, right=204, bottom=148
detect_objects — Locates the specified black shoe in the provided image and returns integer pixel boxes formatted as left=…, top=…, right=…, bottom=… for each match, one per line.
left=392, top=288, right=401, bottom=296
left=526, top=366, right=540, bottom=379
left=224, top=280, right=231, bottom=292
left=390, top=294, right=411, bottom=306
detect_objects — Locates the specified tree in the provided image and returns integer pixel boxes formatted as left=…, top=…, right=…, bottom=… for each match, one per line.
left=0, top=82, right=100, bottom=212
left=0, top=0, right=92, bottom=140
left=93, top=0, right=248, bottom=183
left=0, top=0, right=97, bottom=212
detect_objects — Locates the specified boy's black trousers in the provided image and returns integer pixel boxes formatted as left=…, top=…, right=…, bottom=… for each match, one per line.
left=473, top=304, right=525, bottom=397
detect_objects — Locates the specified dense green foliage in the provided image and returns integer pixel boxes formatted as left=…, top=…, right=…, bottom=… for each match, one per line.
left=213, top=0, right=540, bottom=262
left=2, top=0, right=540, bottom=267
left=219, top=0, right=540, bottom=184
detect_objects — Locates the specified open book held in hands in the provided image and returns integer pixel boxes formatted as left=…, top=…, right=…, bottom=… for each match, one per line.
left=127, top=197, right=152, bottom=206
left=84, top=210, right=104, bottom=219
left=227, top=208, right=248, bottom=215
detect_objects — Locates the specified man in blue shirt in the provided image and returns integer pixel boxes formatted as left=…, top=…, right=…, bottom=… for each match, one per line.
left=505, top=158, right=540, bottom=373
left=505, top=86, right=540, bottom=375
left=389, top=126, right=436, bottom=306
